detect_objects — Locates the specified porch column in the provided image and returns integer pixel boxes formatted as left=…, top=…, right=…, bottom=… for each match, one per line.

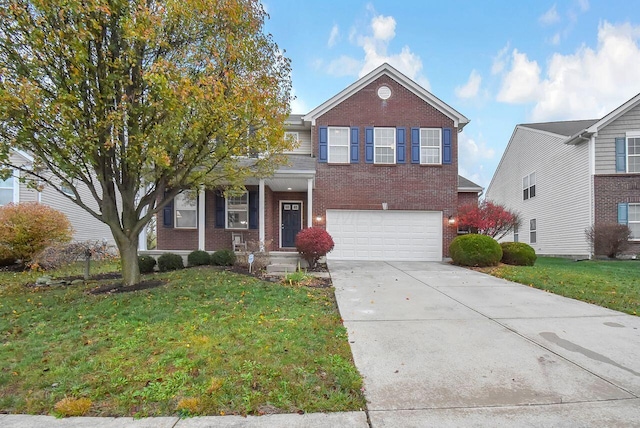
left=137, top=186, right=147, bottom=251
left=307, top=178, right=313, bottom=228
left=198, top=186, right=205, bottom=250
left=259, top=179, right=265, bottom=251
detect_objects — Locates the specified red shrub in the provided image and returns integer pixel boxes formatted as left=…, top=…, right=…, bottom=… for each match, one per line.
left=295, top=227, right=334, bottom=267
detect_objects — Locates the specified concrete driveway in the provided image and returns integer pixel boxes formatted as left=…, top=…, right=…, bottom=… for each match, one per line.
left=330, top=261, right=640, bottom=427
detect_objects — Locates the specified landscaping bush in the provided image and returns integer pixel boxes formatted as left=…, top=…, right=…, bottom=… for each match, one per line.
left=585, top=223, right=632, bottom=258
left=500, top=242, right=537, bottom=266
left=295, top=227, right=334, bottom=268
left=0, top=202, right=73, bottom=263
left=211, top=249, right=236, bottom=266
left=31, top=240, right=115, bottom=271
left=138, top=255, right=157, bottom=274
left=157, top=252, right=184, bottom=271
left=449, top=234, right=502, bottom=267
left=0, top=246, right=17, bottom=267
left=188, top=250, right=211, bottom=266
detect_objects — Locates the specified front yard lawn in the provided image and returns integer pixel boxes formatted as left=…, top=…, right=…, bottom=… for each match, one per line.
left=0, top=262, right=365, bottom=417
left=481, top=257, right=640, bottom=316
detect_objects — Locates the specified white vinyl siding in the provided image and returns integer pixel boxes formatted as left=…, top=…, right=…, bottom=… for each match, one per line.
left=174, top=191, right=197, bottom=229
left=226, top=192, right=248, bottom=229
left=283, top=129, right=312, bottom=155
left=595, top=103, right=640, bottom=174
left=374, top=127, right=395, bottom=164
left=627, top=134, right=640, bottom=173
left=327, top=127, right=350, bottom=164
left=629, top=204, right=640, bottom=240
left=486, top=126, right=591, bottom=257
left=420, top=128, right=441, bottom=164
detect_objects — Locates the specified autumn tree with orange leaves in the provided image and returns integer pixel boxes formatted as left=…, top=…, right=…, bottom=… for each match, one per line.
left=0, top=0, right=292, bottom=285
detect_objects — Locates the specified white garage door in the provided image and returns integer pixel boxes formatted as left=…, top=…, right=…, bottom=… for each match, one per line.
left=326, top=210, right=443, bottom=261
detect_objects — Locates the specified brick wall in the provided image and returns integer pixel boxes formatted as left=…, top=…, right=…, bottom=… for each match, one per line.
left=313, top=75, right=460, bottom=255
left=458, top=191, right=479, bottom=209
left=593, top=174, right=640, bottom=254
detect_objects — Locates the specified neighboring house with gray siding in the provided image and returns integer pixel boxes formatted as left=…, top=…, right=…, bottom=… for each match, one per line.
left=1, top=150, right=116, bottom=246
left=486, top=92, right=640, bottom=258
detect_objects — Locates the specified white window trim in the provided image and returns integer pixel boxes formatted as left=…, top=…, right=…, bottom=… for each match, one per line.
left=174, top=191, right=198, bottom=229
left=626, top=131, right=640, bottom=174
left=226, top=191, right=249, bottom=230
left=523, top=172, right=536, bottom=200
left=374, top=127, right=396, bottom=165
left=327, top=126, right=350, bottom=164
left=0, top=169, right=19, bottom=206
left=629, top=203, right=640, bottom=241
left=420, top=128, right=442, bottom=165
left=284, top=132, right=299, bottom=149
left=529, top=219, right=537, bottom=244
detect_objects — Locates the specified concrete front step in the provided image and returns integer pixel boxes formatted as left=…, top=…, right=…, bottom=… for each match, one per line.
left=266, top=263, right=298, bottom=274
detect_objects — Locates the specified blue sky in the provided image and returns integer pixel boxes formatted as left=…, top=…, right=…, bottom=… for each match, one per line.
left=262, top=0, right=640, bottom=189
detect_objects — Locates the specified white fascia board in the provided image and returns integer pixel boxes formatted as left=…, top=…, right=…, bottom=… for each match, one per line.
left=585, top=92, right=640, bottom=134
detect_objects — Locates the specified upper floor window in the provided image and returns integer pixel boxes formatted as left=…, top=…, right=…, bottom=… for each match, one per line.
left=0, top=175, right=14, bottom=206
left=328, top=127, right=350, bottom=164
left=226, top=192, right=249, bottom=229
left=420, top=128, right=442, bottom=164
left=529, top=219, right=537, bottom=244
left=174, top=191, right=197, bottom=229
left=284, top=132, right=299, bottom=149
left=523, top=172, right=536, bottom=200
left=628, top=135, right=640, bottom=173
left=374, top=127, right=396, bottom=164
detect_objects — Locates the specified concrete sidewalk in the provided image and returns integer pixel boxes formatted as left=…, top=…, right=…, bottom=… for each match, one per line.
left=330, top=260, right=640, bottom=427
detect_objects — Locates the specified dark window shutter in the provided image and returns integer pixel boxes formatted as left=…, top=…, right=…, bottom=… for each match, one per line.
left=249, top=190, right=258, bottom=229
left=618, top=203, right=629, bottom=225
left=411, top=127, right=420, bottom=164
left=365, top=127, right=374, bottom=163
left=396, top=127, right=406, bottom=163
left=162, top=194, right=174, bottom=228
left=215, top=191, right=225, bottom=228
left=442, top=128, right=452, bottom=164
left=350, top=127, right=359, bottom=163
left=318, top=127, right=328, bottom=162
left=615, top=137, right=626, bottom=172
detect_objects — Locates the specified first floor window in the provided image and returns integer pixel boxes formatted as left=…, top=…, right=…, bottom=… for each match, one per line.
left=523, top=172, right=536, bottom=200
left=174, top=191, right=197, bottom=228
left=420, top=128, right=442, bottom=164
left=227, top=192, right=249, bottom=229
left=513, top=225, right=519, bottom=242
left=629, top=204, right=640, bottom=239
left=628, top=135, right=640, bottom=173
left=529, top=219, right=537, bottom=244
left=328, top=127, right=349, bottom=164
left=0, top=175, right=14, bottom=206
left=374, top=127, right=395, bottom=164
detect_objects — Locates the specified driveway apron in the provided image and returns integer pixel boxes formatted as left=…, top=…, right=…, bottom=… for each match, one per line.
left=330, top=261, right=640, bottom=427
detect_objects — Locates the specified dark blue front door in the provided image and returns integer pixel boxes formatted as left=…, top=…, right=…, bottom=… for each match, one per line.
left=282, top=203, right=302, bottom=247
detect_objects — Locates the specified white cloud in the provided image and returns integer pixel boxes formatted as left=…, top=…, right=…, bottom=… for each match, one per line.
left=550, top=32, right=561, bottom=45
left=458, top=132, right=495, bottom=188
left=328, top=24, right=339, bottom=48
left=491, top=44, right=510, bottom=75
left=539, top=4, right=560, bottom=26
left=322, top=9, right=430, bottom=90
left=497, top=21, right=640, bottom=121
left=577, top=0, right=590, bottom=12
left=496, top=49, right=541, bottom=103
left=455, top=70, right=482, bottom=99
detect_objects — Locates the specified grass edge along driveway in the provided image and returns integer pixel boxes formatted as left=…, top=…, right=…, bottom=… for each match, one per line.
left=0, top=264, right=365, bottom=417
left=480, top=257, right=639, bottom=316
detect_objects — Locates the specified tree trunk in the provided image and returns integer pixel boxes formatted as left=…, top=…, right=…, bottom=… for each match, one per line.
left=115, top=235, right=141, bottom=286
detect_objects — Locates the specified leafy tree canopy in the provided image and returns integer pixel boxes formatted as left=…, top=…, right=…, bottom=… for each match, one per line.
left=458, top=200, right=521, bottom=240
left=0, top=0, right=292, bottom=284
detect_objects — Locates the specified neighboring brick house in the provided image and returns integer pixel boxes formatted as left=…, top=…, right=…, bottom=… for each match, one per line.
left=157, top=63, right=476, bottom=261
left=486, top=92, right=640, bottom=258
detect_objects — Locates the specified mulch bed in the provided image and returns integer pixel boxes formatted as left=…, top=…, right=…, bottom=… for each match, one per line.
left=88, top=279, right=167, bottom=295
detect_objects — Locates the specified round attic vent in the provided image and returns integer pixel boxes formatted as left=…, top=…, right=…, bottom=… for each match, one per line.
left=377, top=85, right=391, bottom=100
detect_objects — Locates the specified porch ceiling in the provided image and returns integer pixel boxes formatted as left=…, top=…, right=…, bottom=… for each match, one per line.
left=265, top=176, right=313, bottom=192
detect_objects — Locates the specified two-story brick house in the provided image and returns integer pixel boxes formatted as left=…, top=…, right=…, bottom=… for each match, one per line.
left=157, top=63, right=475, bottom=261
left=486, top=92, right=640, bottom=258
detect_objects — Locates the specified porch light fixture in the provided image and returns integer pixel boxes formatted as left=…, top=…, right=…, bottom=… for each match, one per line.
left=287, top=187, right=292, bottom=191
left=448, top=216, right=456, bottom=225
left=315, top=215, right=323, bottom=223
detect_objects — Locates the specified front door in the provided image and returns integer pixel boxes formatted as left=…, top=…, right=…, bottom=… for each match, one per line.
left=281, top=202, right=302, bottom=247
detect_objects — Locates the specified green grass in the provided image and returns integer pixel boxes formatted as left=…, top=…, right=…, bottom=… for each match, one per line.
left=482, top=257, right=640, bottom=315
left=0, top=262, right=365, bottom=417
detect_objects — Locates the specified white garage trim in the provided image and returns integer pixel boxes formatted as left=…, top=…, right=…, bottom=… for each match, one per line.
left=326, top=210, right=443, bottom=261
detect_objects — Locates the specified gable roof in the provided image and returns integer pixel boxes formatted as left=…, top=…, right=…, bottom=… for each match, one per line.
left=458, top=175, right=483, bottom=193
left=303, top=63, right=469, bottom=129
left=520, top=119, right=598, bottom=137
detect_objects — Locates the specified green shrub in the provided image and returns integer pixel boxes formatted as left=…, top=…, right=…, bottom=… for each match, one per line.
left=138, top=255, right=157, bottom=274
left=211, top=249, right=236, bottom=266
left=500, top=242, right=537, bottom=266
left=188, top=250, right=211, bottom=266
left=0, top=246, right=17, bottom=267
left=157, top=253, right=184, bottom=272
left=449, top=234, right=502, bottom=267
